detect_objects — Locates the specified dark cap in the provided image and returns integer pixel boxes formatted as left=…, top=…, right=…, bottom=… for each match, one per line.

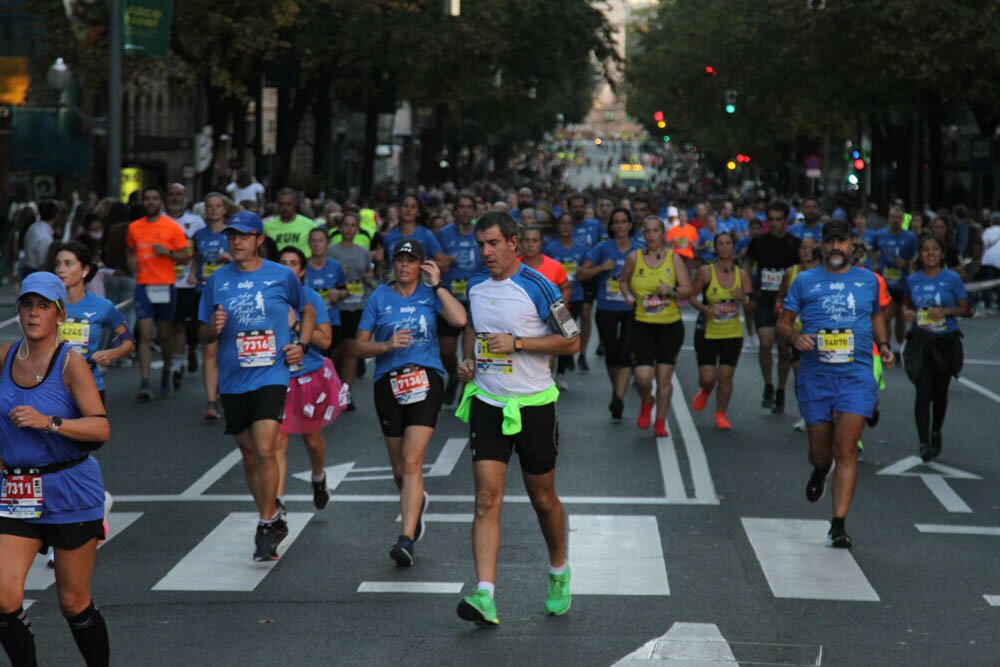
left=821, top=219, right=852, bottom=241
left=393, top=239, right=426, bottom=262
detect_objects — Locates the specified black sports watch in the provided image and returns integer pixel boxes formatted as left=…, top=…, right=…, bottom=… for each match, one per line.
left=46, top=416, right=63, bottom=433
left=431, top=283, right=445, bottom=291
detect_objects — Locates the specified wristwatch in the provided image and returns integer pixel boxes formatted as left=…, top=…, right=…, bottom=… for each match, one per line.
left=431, top=283, right=445, bottom=291
left=46, top=416, right=62, bottom=433
left=514, top=336, right=524, bottom=352
left=298, top=342, right=310, bottom=355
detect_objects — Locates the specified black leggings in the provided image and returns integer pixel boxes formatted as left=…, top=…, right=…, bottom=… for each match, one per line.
left=914, top=364, right=951, bottom=444
left=595, top=309, right=631, bottom=369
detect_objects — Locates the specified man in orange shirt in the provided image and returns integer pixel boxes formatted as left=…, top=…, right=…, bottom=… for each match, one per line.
left=126, top=186, right=191, bottom=401
left=667, top=212, right=698, bottom=272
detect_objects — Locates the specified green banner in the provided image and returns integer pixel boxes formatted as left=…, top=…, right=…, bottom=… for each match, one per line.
left=123, top=0, right=173, bottom=58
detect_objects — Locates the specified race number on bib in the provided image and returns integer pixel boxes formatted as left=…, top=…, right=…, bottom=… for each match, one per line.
left=236, top=329, right=277, bottom=368
left=817, top=328, right=855, bottom=364
left=641, top=294, right=669, bottom=314
left=917, top=309, right=946, bottom=332
left=390, top=366, right=430, bottom=405
left=605, top=277, right=624, bottom=301
left=203, top=262, right=223, bottom=278
left=761, top=268, right=784, bottom=292
left=58, top=318, right=91, bottom=356
left=0, top=474, right=43, bottom=519
left=147, top=284, right=171, bottom=304
left=475, top=334, right=513, bottom=375
left=561, top=261, right=577, bottom=280
left=713, top=300, right=739, bottom=321
left=450, top=279, right=468, bottom=300
left=883, top=267, right=902, bottom=282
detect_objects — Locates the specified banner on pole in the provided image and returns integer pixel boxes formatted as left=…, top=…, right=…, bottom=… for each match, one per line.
left=123, top=0, right=173, bottom=58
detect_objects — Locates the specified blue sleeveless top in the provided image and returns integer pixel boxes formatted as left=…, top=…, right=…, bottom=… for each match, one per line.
left=0, top=342, right=105, bottom=523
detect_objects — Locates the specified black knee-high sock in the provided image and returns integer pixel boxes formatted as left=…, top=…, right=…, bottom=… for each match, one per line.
left=66, top=601, right=109, bottom=667
left=0, top=607, right=37, bottom=667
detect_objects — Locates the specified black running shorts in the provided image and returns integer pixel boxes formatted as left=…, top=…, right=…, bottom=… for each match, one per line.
left=629, top=320, right=685, bottom=367
left=469, top=399, right=558, bottom=475
left=373, top=369, right=444, bottom=438
left=0, top=518, right=105, bottom=554
left=221, top=384, right=287, bottom=435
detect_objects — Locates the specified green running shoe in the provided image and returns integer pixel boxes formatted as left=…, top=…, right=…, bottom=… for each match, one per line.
left=544, top=566, right=572, bottom=616
left=457, top=589, right=499, bottom=627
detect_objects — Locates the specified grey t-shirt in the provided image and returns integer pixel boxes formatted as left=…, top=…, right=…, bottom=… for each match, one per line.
left=329, top=242, right=372, bottom=311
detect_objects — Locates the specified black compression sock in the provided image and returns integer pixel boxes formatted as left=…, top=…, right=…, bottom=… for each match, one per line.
left=0, top=607, right=37, bottom=667
left=831, top=517, right=846, bottom=532
left=66, top=601, right=109, bottom=667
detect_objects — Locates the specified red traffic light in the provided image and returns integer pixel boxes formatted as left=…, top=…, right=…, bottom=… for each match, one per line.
left=705, top=66, right=716, bottom=75
left=853, top=158, right=865, bottom=170
left=735, top=154, right=750, bottom=163
left=653, top=111, right=664, bottom=122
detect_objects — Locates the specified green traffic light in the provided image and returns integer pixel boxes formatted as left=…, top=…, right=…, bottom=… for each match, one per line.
left=725, top=104, right=736, bottom=114
left=663, top=135, right=671, bottom=142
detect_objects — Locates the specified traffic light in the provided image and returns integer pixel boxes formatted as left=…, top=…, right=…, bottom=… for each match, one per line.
left=653, top=111, right=664, bottom=122
left=662, top=135, right=671, bottom=143
left=726, top=161, right=737, bottom=170
left=736, top=154, right=750, bottom=163
left=724, top=90, right=737, bottom=114
left=656, top=121, right=666, bottom=129
left=705, top=66, right=716, bottom=76
left=853, top=158, right=865, bottom=170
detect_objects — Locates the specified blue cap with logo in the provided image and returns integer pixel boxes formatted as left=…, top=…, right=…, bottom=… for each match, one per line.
left=18, top=272, right=68, bottom=307
left=225, top=210, right=264, bottom=235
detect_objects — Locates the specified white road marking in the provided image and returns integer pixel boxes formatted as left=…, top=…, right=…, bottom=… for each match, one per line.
left=395, top=513, right=472, bottom=523
left=113, top=493, right=696, bottom=505
left=656, top=437, right=688, bottom=503
left=878, top=456, right=980, bottom=513
left=26, top=512, right=143, bottom=590
left=958, top=377, right=1000, bottom=404
left=23, top=600, right=34, bottom=611
left=612, top=622, right=736, bottom=665
left=984, top=595, right=1000, bottom=606
left=427, top=438, right=467, bottom=477
left=570, top=515, right=669, bottom=596
left=152, top=512, right=311, bottom=591
left=915, top=524, right=1000, bottom=536
left=671, top=375, right=719, bottom=504
left=741, top=518, right=879, bottom=602
left=964, top=358, right=1000, bottom=367
left=180, top=449, right=242, bottom=497
left=291, top=462, right=355, bottom=491
left=357, top=581, right=463, bottom=594
left=920, top=475, right=972, bottom=513
left=341, top=474, right=395, bottom=482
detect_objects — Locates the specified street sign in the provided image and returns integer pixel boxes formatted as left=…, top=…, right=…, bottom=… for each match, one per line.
left=804, top=153, right=821, bottom=170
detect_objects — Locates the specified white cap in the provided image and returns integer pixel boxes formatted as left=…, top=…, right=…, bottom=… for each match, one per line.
left=667, top=206, right=679, bottom=218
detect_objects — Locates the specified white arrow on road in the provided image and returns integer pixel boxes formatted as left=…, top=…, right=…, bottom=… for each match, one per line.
left=877, top=455, right=981, bottom=513
left=612, top=623, right=737, bottom=665
left=291, top=462, right=355, bottom=491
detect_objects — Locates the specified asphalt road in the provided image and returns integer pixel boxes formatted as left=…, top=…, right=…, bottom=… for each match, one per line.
left=13, top=308, right=1000, bottom=666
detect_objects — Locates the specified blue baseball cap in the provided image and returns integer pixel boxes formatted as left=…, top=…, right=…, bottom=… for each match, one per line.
left=18, top=272, right=68, bottom=306
left=225, top=210, right=264, bottom=235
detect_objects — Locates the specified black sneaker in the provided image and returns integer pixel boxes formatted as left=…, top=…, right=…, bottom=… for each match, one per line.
left=345, top=401, right=356, bottom=412
left=866, top=401, right=880, bottom=427
left=920, top=442, right=934, bottom=462
left=761, top=385, right=775, bottom=409
left=253, top=524, right=279, bottom=561
left=137, top=380, right=153, bottom=402
left=566, top=356, right=576, bottom=372
left=356, top=358, right=366, bottom=378
left=577, top=354, right=590, bottom=371
left=929, top=431, right=942, bottom=459
left=413, top=491, right=429, bottom=543
left=771, top=389, right=785, bottom=415
left=443, top=379, right=458, bottom=407
left=272, top=517, right=289, bottom=546
left=827, top=522, right=853, bottom=549
left=390, top=536, right=414, bottom=566
left=595, top=342, right=605, bottom=357
left=159, top=371, right=173, bottom=399
left=188, top=351, right=199, bottom=373
left=609, top=395, right=624, bottom=422
left=806, top=465, right=832, bottom=503
left=172, top=368, right=183, bottom=390
left=312, top=477, right=330, bottom=510
left=275, top=498, right=287, bottom=518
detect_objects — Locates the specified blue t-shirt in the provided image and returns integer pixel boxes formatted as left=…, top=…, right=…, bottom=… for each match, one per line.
left=543, top=240, right=588, bottom=302
left=383, top=226, right=444, bottom=260
left=294, top=286, right=331, bottom=377
left=874, top=229, right=918, bottom=289
left=783, top=266, right=880, bottom=377
left=787, top=222, right=824, bottom=242
left=61, top=292, right=126, bottom=391
left=572, top=219, right=605, bottom=250
left=906, top=269, right=967, bottom=334
left=305, top=258, right=346, bottom=327
left=717, top=217, right=743, bottom=237
left=193, top=226, right=229, bottom=285
left=198, top=260, right=306, bottom=394
left=358, top=283, right=445, bottom=382
left=696, top=228, right=717, bottom=263
left=437, top=223, right=483, bottom=301
left=586, top=239, right=641, bottom=312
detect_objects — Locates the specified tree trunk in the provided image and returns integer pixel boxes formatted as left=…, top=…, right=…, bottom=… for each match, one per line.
left=275, top=78, right=319, bottom=189
left=313, top=85, right=331, bottom=179
left=925, top=91, right=944, bottom=209
left=360, top=91, right=379, bottom=197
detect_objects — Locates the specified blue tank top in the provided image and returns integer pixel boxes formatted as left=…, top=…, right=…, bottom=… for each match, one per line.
left=0, top=342, right=105, bottom=523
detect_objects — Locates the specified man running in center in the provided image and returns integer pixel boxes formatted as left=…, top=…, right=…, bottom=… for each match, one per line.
left=454, top=212, right=580, bottom=626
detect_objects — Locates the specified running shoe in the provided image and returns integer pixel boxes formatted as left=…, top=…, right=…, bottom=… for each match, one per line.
left=203, top=401, right=222, bottom=422
left=609, top=395, right=624, bottom=422
left=636, top=400, right=654, bottom=429
left=544, top=566, right=572, bottom=616
left=761, top=385, right=775, bottom=409
left=253, top=524, right=279, bottom=561
left=595, top=343, right=604, bottom=357
left=866, top=401, right=880, bottom=427
left=137, top=380, right=153, bottom=402
left=172, top=368, right=183, bottom=391
left=413, top=491, right=429, bottom=543
left=345, top=400, right=356, bottom=413
left=275, top=498, right=287, bottom=518
left=188, top=351, right=199, bottom=373
left=578, top=353, right=590, bottom=371
left=771, top=389, right=785, bottom=415
left=654, top=419, right=669, bottom=438
left=273, top=517, right=289, bottom=545
left=159, top=372, right=173, bottom=399
left=457, top=589, right=499, bottom=627
left=443, top=379, right=458, bottom=407
left=856, top=440, right=864, bottom=462
left=312, top=476, right=330, bottom=510
left=793, top=418, right=806, bottom=432
left=556, top=374, right=568, bottom=391
left=714, top=412, right=732, bottom=430
left=827, top=522, right=853, bottom=549
left=929, top=431, right=942, bottom=459
left=806, top=465, right=832, bottom=503
left=390, top=535, right=414, bottom=566
left=692, top=389, right=711, bottom=412
left=47, top=548, right=55, bottom=569
left=919, top=442, right=933, bottom=462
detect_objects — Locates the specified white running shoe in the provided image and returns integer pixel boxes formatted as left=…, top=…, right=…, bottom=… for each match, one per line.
left=793, top=418, right=806, bottom=432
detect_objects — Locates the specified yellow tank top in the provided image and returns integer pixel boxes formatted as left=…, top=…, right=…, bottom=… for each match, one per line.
left=631, top=249, right=681, bottom=324
left=787, top=264, right=803, bottom=332
left=704, top=263, right=743, bottom=339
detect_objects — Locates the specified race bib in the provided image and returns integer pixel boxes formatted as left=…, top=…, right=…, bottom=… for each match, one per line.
left=175, top=264, right=186, bottom=280
left=58, top=317, right=91, bottom=356
left=317, top=288, right=333, bottom=305
left=390, top=366, right=430, bottom=405
left=0, top=473, right=43, bottom=519
left=605, top=277, right=624, bottom=302
left=641, top=294, right=669, bottom=314
left=236, top=329, right=277, bottom=368
left=344, top=281, right=364, bottom=305
left=817, top=328, right=854, bottom=364
left=713, top=299, right=739, bottom=321
left=917, top=308, right=946, bottom=333
left=676, top=237, right=689, bottom=248
left=475, top=334, right=513, bottom=375
left=450, top=279, right=468, bottom=299
left=761, top=268, right=784, bottom=292
left=203, top=262, right=223, bottom=278
left=147, top=284, right=171, bottom=304
left=561, top=261, right=577, bottom=280
left=883, top=266, right=902, bottom=282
